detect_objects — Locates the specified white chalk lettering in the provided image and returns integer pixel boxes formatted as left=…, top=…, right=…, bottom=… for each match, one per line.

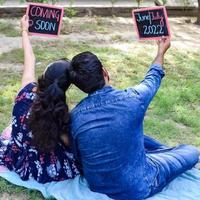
left=135, top=11, right=152, bottom=25
left=34, top=20, right=56, bottom=32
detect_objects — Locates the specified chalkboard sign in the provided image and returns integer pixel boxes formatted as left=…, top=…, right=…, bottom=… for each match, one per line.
left=132, top=6, right=171, bottom=40
left=26, top=3, right=64, bottom=37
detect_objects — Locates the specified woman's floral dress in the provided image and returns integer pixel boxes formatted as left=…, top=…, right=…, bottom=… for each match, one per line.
left=0, top=83, right=79, bottom=183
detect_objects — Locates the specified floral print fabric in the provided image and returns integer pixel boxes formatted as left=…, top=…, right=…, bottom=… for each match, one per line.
left=0, top=83, right=79, bottom=183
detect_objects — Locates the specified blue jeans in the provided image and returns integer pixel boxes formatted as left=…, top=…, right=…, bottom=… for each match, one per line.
left=144, top=135, right=199, bottom=198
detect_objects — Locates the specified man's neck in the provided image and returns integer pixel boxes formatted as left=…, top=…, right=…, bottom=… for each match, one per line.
left=104, top=77, right=109, bottom=85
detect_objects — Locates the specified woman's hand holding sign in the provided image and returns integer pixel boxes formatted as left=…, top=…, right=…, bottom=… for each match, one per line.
left=26, top=3, right=64, bottom=37
left=21, top=15, right=29, bottom=32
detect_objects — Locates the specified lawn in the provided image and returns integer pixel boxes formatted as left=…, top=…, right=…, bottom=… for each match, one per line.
left=0, top=17, right=200, bottom=199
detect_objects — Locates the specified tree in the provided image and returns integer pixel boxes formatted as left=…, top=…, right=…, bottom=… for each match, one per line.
left=0, top=0, right=5, bottom=5
left=136, top=0, right=143, bottom=8
left=196, top=0, right=200, bottom=25
left=110, top=0, right=118, bottom=16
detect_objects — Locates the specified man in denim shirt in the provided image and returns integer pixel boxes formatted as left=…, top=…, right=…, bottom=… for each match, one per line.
left=69, top=38, right=199, bottom=200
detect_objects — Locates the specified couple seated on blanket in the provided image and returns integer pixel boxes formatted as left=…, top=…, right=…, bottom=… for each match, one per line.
left=0, top=15, right=199, bottom=200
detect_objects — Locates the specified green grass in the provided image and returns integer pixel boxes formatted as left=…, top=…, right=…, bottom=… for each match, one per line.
left=61, top=17, right=109, bottom=34
left=0, top=178, right=46, bottom=200
left=0, top=28, right=200, bottom=199
left=0, top=20, right=20, bottom=37
left=0, top=41, right=200, bottom=146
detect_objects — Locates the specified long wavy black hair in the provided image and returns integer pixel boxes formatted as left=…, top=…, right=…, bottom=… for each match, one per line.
left=29, top=59, right=71, bottom=153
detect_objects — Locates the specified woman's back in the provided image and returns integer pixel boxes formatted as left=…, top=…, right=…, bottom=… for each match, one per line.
left=1, top=82, right=79, bottom=183
left=0, top=15, right=80, bottom=182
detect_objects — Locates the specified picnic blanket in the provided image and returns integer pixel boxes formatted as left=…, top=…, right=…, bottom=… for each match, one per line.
left=0, top=166, right=200, bottom=200
left=1, top=128, right=200, bottom=200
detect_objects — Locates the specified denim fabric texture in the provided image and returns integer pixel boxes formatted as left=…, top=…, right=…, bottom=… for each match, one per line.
left=70, top=64, right=199, bottom=200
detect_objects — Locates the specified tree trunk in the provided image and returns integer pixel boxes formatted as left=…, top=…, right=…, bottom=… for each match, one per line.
left=196, top=0, right=200, bottom=25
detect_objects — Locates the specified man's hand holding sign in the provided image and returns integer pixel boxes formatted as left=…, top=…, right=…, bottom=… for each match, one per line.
left=132, top=6, right=171, bottom=67
left=132, top=6, right=171, bottom=40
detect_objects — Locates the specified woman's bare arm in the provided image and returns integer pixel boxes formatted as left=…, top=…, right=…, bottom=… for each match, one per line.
left=21, top=15, right=36, bottom=88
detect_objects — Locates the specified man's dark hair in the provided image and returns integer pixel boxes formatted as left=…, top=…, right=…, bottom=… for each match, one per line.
left=70, top=51, right=105, bottom=94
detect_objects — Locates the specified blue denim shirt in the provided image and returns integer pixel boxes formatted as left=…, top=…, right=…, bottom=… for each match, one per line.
left=70, top=64, right=165, bottom=200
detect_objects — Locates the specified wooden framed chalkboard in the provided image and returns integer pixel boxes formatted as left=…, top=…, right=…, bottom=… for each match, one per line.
left=132, top=6, right=171, bottom=40
left=26, top=3, right=64, bottom=37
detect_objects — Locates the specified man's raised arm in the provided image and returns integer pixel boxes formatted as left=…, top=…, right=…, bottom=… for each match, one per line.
left=133, top=38, right=171, bottom=110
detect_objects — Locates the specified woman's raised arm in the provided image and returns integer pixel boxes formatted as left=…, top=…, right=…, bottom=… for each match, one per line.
left=21, top=15, right=36, bottom=88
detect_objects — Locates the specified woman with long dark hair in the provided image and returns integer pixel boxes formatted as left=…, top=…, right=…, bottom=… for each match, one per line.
left=0, top=15, right=79, bottom=183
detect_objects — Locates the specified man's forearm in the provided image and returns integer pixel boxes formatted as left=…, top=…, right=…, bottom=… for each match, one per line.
left=152, top=37, right=170, bottom=68
left=152, top=53, right=164, bottom=68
